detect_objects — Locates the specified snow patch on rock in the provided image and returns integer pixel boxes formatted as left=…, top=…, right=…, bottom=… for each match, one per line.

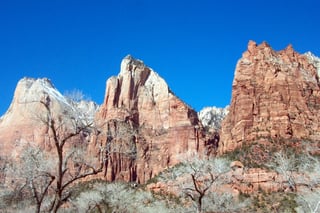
left=198, top=106, right=229, bottom=130
left=304, top=51, right=320, bottom=77
left=1, top=77, right=98, bottom=123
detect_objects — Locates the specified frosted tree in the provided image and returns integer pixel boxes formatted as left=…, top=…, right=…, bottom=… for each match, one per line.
left=64, top=89, right=89, bottom=102
left=158, top=154, right=243, bottom=213
left=182, top=157, right=231, bottom=213
left=296, top=190, right=320, bottom=213
left=72, top=181, right=181, bottom=213
left=295, top=153, right=320, bottom=213
left=4, top=145, right=56, bottom=213
left=268, top=151, right=297, bottom=192
left=3, top=95, right=104, bottom=213
left=37, top=97, right=104, bottom=212
left=268, top=150, right=320, bottom=213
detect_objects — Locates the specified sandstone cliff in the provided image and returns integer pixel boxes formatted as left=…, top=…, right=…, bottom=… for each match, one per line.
left=94, top=55, right=211, bottom=183
left=0, top=78, right=98, bottom=157
left=220, top=41, right=320, bottom=153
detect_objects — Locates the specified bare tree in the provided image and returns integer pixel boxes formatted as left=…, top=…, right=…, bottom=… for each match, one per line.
left=3, top=95, right=104, bottom=213
left=100, top=119, right=138, bottom=181
left=157, top=154, right=234, bottom=213
left=72, top=181, right=182, bottom=213
left=268, top=151, right=297, bottom=192
left=37, top=97, right=103, bottom=212
left=296, top=190, right=320, bottom=213
left=182, top=157, right=231, bottom=213
left=4, top=145, right=56, bottom=213
left=64, top=89, right=89, bottom=102
left=295, top=153, right=320, bottom=213
left=268, top=150, right=320, bottom=213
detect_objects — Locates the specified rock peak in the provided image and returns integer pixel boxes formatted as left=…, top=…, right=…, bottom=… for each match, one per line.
left=247, top=40, right=257, bottom=53
left=120, top=54, right=145, bottom=75
left=220, top=41, right=320, bottom=153
left=19, top=77, right=55, bottom=90
left=243, top=40, right=273, bottom=59
left=247, top=40, right=271, bottom=52
left=260, top=41, right=271, bottom=48
left=124, top=54, right=133, bottom=60
left=96, top=56, right=207, bottom=183
left=283, top=43, right=295, bottom=56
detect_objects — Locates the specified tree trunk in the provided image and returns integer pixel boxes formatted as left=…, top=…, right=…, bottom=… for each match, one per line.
left=197, top=196, right=203, bottom=213
left=52, top=194, right=62, bottom=213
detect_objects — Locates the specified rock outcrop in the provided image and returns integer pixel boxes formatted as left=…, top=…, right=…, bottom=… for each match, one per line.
left=94, top=55, right=210, bottom=183
left=198, top=106, right=229, bottom=130
left=220, top=41, right=320, bottom=153
left=0, top=78, right=98, bottom=157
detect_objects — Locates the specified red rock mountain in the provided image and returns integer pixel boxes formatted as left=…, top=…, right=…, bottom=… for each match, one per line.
left=2, top=42, right=320, bottom=186
left=94, top=55, right=211, bottom=183
left=0, top=57, right=214, bottom=185
left=219, top=41, right=320, bottom=153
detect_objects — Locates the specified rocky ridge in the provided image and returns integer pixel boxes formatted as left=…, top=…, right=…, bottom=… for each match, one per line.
left=0, top=78, right=98, bottom=157
left=1, top=41, right=320, bottom=194
left=94, top=55, right=212, bottom=183
left=219, top=41, right=320, bottom=153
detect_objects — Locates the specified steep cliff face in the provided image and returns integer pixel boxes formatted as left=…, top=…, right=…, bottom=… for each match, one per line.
left=95, top=55, right=210, bottom=183
left=98, top=55, right=198, bottom=128
left=220, top=41, right=320, bottom=153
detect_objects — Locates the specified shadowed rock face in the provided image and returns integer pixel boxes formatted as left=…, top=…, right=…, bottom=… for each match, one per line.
left=220, top=41, right=320, bottom=153
left=95, top=55, right=210, bottom=183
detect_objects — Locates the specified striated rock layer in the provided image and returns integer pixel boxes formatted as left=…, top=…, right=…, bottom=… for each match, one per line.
left=220, top=41, right=320, bottom=153
left=94, top=55, right=211, bottom=183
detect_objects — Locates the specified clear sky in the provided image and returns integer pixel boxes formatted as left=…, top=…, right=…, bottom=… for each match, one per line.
left=1, top=0, right=320, bottom=116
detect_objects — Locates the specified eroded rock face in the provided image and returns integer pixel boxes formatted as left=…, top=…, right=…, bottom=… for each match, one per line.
left=98, top=55, right=199, bottom=129
left=0, top=78, right=98, bottom=157
left=95, top=55, right=210, bottom=183
left=220, top=41, right=320, bottom=153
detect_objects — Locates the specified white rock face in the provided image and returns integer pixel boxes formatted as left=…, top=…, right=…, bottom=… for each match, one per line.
left=0, top=77, right=99, bottom=156
left=72, top=100, right=99, bottom=121
left=198, top=106, right=229, bottom=130
left=304, top=51, right=320, bottom=77
left=1, top=78, right=98, bottom=124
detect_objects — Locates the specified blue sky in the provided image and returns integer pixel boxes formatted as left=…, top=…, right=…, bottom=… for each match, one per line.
left=1, top=0, right=320, bottom=116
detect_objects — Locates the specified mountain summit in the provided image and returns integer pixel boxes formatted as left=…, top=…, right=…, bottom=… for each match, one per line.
left=0, top=78, right=98, bottom=156
left=220, top=41, right=320, bottom=153
left=95, top=55, right=212, bottom=183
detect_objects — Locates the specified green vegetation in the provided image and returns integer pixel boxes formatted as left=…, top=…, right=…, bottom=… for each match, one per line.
left=222, top=142, right=274, bottom=168
left=249, top=191, right=297, bottom=212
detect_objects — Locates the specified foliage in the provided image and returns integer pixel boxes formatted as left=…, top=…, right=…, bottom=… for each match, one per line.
left=249, top=191, right=298, bottom=212
left=222, top=142, right=273, bottom=169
